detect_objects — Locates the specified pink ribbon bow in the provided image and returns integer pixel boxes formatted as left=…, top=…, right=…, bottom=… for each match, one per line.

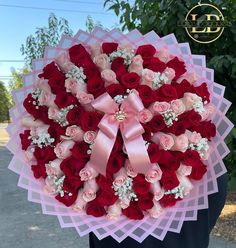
left=86, top=91, right=152, bottom=176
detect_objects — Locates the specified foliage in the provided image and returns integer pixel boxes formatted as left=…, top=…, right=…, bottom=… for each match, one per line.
left=105, top=0, right=236, bottom=181
left=86, top=15, right=106, bottom=33
left=21, top=13, right=73, bottom=68
left=0, top=81, right=11, bottom=122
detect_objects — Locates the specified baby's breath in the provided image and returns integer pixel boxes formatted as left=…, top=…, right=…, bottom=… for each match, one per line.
left=109, top=48, right=135, bottom=65
left=165, top=185, right=185, bottom=199
left=66, top=65, right=86, bottom=81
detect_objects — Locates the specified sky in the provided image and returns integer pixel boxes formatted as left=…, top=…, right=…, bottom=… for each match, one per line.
left=0, top=0, right=121, bottom=87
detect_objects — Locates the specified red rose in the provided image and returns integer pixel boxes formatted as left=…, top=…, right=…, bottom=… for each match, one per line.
left=23, top=93, right=40, bottom=118
left=136, top=44, right=156, bottom=58
left=160, top=170, right=179, bottom=190
left=96, top=174, right=113, bottom=190
left=102, top=42, right=118, bottom=54
left=166, top=57, right=186, bottom=80
left=165, top=121, right=187, bottom=136
left=20, top=130, right=31, bottom=150
left=112, top=133, right=123, bottom=152
left=83, top=64, right=100, bottom=80
left=121, top=72, right=140, bottom=89
left=142, top=124, right=152, bottom=141
left=193, top=82, right=210, bottom=103
left=137, top=85, right=155, bottom=107
left=71, top=141, right=90, bottom=160
left=172, top=80, right=192, bottom=98
left=96, top=189, right=118, bottom=206
left=144, top=57, right=166, bottom=73
left=69, top=44, right=93, bottom=67
left=189, top=161, right=207, bottom=180
left=54, top=92, right=78, bottom=108
left=158, top=150, right=180, bottom=171
left=48, top=72, right=66, bottom=94
left=80, top=111, right=102, bottom=131
left=31, top=164, right=47, bottom=179
left=55, top=189, right=78, bottom=207
left=182, top=150, right=200, bottom=167
left=66, top=106, right=84, bottom=126
left=107, top=152, right=125, bottom=174
left=159, top=194, right=178, bottom=207
left=63, top=176, right=83, bottom=192
left=86, top=199, right=106, bottom=217
left=33, top=146, right=56, bottom=164
left=48, top=123, right=66, bottom=145
left=87, top=76, right=105, bottom=98
left=122, top=201, right=144, bottom=220
left=147, top=143, right=161, bottom=163
left=111, top=57, right=127, bottom=81
left=147, top=114, right=165, bottom=132
left=106, top=84, right=126, bottom=98
left=133, top=174, right=150, bottom=195
left=38, top=61, right=60, bottom=79
left=138, top=192, right=154, bottom=210
left=156, top=84, right=178, bottom=101
left=190, top=121, right=216, bottom=140
left=37, top=106, right=52, bottom=124
left=60, top=156, right=86, bottom=179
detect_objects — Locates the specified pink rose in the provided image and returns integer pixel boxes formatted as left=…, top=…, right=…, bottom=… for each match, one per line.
left=79, top=165, right=98, bottom=181
left=200, top=104, right=215, bottom=121
left=48, top=107, right=59, bottom=120
left=163, top=67, right=175, bottom=84
left=177, top=164, right=192, bottom=176
left=171, top=134, right=189, bottom=152
left=125, top=159, right=137, bottom=178
left=155, top=48, right=171, bottom=63
left=83, top=131, right=97, bottom=144
left=90, top=43, right=102, bottom=58
left=82, top=179, right=98, bottom=202
left=152, top=101, right=170, bottom=113
left=129, top=55, right=143, bottom=75
left=141, top=68, right=155, bottom=87
left=177, top=72, right=197, bottom=84
left=158, top=133, right=175, bottom=150
left=54, top=140, right=75, bottom=159
left=93, top=54, right=110, bottom=71
left=170, top=99, right=185, bottom=116
left=55, top=52, right=74, bottom=73
left=138, top=109, right=153, bottom=123
left=182, top=92, right=200, bottom=110
left=186, top=130, right=201, bottom=144
left=36, top=78, right=51, bottom=93
left=119, top=197, right=130, bottom=209
left=177, top=174, right=193, bottom=196
left=107, top=202, right=122, bottom=220
left=66, top=125, right=84, bottom=141
left=101, top=69, right=118, bottom=86
left=65, top=78, right=87, bottom=95
left=44, top=176, right=57, bottom=195
left=38, top=90, right=56, bottom=107
left=24, top=147, right=35, bottom=162
left=113, top=168, right=127, bottom=187
left=45, top=158, right=63, bottom=177
left=201, top=150, right=210, bottom=160
left=145, top=164, right=163, bottom=183
left=76, top=92, right=94, bottom=105
left=73, top=191, right=87, bottom=212
left=30, top=125, right=49, bottom=137
left=21, top=116, right=44, bottom=128
left=118, top=44, right=133, bottom=53
left=150, top=181, right=164, bottom=201
left=148, top=201, right=163, bottom=218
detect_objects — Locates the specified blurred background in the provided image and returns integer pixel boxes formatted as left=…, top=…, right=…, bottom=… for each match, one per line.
left=0, top=0, right=235, bottom=247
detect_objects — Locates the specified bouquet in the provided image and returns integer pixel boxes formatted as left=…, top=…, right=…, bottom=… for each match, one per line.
left=7, top=28, right=233, bottom=242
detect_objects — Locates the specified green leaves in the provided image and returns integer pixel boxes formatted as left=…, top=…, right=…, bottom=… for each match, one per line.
left=21, top=13, right=73, bottom=68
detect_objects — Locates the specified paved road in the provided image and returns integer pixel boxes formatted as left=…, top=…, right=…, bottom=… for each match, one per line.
left=0, top=139, right=235, bottom=247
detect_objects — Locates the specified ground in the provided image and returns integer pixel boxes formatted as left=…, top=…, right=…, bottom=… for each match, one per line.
left=0, top=123, right=235, bottom=248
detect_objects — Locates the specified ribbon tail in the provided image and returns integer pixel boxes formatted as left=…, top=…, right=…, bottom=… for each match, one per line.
left=123, top=134, right=152, bottom=174
left=87, top=126, right=119, bottom=176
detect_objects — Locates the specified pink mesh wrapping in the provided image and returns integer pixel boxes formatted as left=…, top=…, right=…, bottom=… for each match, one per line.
left=7, top=28, right=233, bottom=243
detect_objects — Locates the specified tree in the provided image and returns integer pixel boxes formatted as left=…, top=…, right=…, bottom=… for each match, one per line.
left=21, top=13, right=73, bottom=68
left=0, top=82, right=11, bottom=122
left=105, top=0, right=236, bottom=184
left=86, top=15, right=109, bottom=33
